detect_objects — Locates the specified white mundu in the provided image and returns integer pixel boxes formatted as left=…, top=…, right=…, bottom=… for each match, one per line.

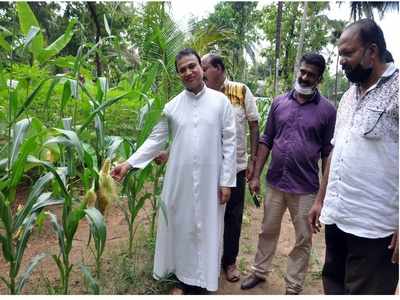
left=127, top=85, right=237, bottom=291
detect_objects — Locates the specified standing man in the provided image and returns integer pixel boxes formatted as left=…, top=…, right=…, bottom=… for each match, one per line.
left=241, top=53, right=336, bottom=295
left=201, top=53, right=260, bottom=282
left=308, top=19, right=399, bottom=295
left=111, top=48, right=237, bottom=294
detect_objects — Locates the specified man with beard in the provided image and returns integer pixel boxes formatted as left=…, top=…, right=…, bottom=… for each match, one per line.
left=111, top=48, right=237, bottom=294
left=241, top=53, right=336, bottom=295
left=308, top=19, right=398, bottom=294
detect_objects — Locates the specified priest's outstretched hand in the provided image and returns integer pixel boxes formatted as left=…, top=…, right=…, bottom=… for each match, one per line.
left=111, top=161, right=132, bottom=182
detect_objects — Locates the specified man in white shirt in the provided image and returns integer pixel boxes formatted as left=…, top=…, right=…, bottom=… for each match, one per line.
left=201, top=53, right=259, bottom=282
left=308, top=19, right=399, bottom=294
left=111, top=48, right=237, bottom=294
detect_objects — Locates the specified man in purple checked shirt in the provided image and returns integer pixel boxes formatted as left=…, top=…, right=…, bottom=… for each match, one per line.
left=240, top=53, right=336, bottom=295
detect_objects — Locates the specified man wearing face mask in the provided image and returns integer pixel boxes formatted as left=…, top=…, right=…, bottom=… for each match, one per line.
left=241, top=53, right=336, bottom=294
left=308, top=19, right=399, bottom=294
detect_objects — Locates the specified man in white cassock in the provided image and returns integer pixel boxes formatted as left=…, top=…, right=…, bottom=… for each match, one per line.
left=111, top=48, right=237, bottom=294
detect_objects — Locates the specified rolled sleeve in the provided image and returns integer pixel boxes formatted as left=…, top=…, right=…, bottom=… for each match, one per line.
left=259, top=101, right=276, bottom=150
left=321, top=106, right=337, bottom=158
left=244, top=85, right=259, bottom=122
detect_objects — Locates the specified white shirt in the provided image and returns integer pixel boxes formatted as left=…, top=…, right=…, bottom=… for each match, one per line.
left=127, top=86, right=236, bottom=291
left=320, top=64, right=399, bottom=238
left=223, top=79, right=259, bottom=172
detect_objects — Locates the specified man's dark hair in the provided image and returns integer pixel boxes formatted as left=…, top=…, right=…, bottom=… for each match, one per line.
left=384, top=49, right=394, bottom=63
left=205, top=53, right=225, bottom=72
left=347, top=18, right=387, bottom=61
left=300, top=53, right=326, bottom=77
left=175, top=48, right=201, bottom=72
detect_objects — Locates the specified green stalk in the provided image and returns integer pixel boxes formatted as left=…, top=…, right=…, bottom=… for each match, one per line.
left=128, top=209, right=134, bottom=256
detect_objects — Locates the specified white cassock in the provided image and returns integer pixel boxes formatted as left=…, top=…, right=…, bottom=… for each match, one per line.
left=127, top=85, right=236, bottom=291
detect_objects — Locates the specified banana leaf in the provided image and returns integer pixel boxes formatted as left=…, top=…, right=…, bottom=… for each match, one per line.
left=16, top=2, right=44, bottom=59
left=37, top=19, right=77, bottom=64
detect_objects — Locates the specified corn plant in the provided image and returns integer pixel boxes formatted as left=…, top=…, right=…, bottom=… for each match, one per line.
left=40, top=127, right=109, bottom=293
left=147, top=164, right=166, bottom=239
left=0, top=84, right=66, bottom=294
left=0, top=19, right=68, bottom=290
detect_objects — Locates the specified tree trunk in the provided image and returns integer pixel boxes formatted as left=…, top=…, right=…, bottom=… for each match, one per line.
left=334, top=51, right=340, bottom=107
left=87, top=2, right=102, bottom=77
left=273, top=1, right=283, bottom=97
left=293, top=2, right=308, bottom=77
left=282, top=5, right=296, bottom=82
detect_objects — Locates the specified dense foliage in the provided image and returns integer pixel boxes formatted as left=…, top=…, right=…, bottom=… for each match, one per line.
left=0, top=1, right=394, bottom=295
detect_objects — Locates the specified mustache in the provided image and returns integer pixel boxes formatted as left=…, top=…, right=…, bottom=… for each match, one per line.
left=298, top=78, right=312, bottom=86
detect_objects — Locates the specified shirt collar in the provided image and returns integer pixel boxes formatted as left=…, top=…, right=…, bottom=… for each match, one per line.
left=185, top=83, right=206, bottom=98
left=289, top=89, right=321, bottom=105
left=382, top=62, right=397, bottom=78
left=360, top=62, right=398, bottom=94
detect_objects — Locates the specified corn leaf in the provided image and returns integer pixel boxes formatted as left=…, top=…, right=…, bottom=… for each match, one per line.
left=44, top=136, right=73, bottom=147
left=14, top=172, right=54, bottom=229
left=0, top=274, right=10, bottom=291
left=65, top=207, right=85, bottom=242
left=47, top=212, right=66, bottom=261
left=14, top=213, right=37, bottom=278
left=16, top=2, right=44, bottom=58
left=85, top=207, right=107, bottom=257
left=0, top=233, right=13, bottom=262
left=60, top=80, right=72, bottom=114
left=13, top=79, right=49, bottom=122
left=53, top=128, right=85, bottom=165
left=10, top=136, right=38, bottom=189
left=78, top=263, right=99, bottom=294
left=78, top=92, right=129, bottom=134
left=0, top=191, right=13, bottom=237
left=44, top=77, right=61, bottom=113
left=32, top=192, right=64, bottom=212
left=10, top=118, right=31, bottom=167
left=15, top=253, right=47, bottom=294
left=105, top=136, right=123, bottom=160
left=26, top=156, right=71, bottom=204
left=37, top=19, right=77, bottom=64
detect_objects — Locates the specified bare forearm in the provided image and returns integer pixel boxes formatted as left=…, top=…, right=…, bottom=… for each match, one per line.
left=316, top=152, right=332, bottom=205
left=253, top=143, right=270, bottom=179
left=248, top=120, right=259, bottom=159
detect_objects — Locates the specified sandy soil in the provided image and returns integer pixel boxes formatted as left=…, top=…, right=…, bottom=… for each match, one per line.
left=0, top=191, right=327, bottom=295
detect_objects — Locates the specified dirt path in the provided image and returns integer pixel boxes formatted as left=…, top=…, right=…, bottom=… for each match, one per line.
left=216, top=203, right=324, bottom=295
left=0, top=197, right=326, bottom=295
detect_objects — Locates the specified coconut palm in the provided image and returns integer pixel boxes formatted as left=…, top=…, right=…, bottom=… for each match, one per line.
left=345, top=1, right=400, bottom=21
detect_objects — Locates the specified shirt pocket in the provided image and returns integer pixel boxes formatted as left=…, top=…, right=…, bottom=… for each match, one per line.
left=362, top=106, right=385, bottom=139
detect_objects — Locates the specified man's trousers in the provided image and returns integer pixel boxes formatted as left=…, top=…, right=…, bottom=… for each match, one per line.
left=250, top=185, right=315, bottom=294
left=322, top=224, right=398, bottom=295
left=221, top=170, right=246, bottom=269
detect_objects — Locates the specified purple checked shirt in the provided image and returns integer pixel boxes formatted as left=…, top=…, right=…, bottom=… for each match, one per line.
left=261, top=90, right=336, bottom=194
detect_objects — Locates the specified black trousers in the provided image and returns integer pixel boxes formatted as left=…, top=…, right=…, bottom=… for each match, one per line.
left=322, top=224, right=399, bottom=295
left=221, top=170, right=246, bottom=269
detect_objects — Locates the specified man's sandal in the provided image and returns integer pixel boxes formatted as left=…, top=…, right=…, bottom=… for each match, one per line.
left=225, top=264, right=241, bottom=282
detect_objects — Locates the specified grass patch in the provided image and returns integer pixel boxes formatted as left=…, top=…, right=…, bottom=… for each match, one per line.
left=96, top=226, right=175, bottom=294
